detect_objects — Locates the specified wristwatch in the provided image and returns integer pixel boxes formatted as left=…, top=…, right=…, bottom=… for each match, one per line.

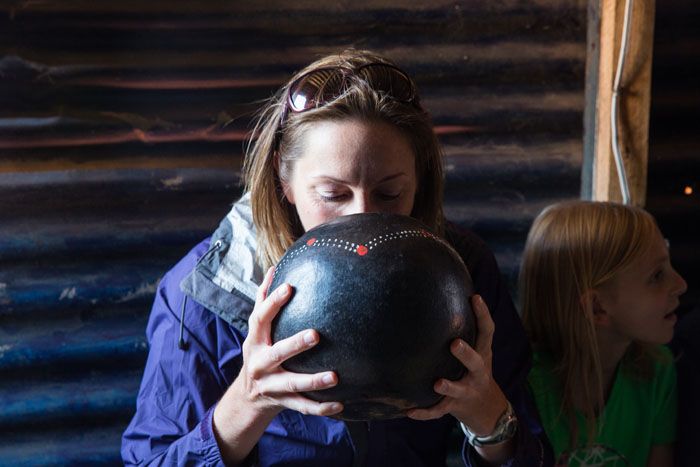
left=460, top=401, right=518, bottom=447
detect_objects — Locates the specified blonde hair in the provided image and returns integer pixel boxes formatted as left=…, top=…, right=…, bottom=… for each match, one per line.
left=243, top=49, right=444, bottom=269
left=519, top=200, right=660, bottom=446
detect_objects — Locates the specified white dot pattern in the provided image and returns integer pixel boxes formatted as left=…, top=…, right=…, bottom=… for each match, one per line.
left=364, top=229, right=437, bottom=250
left=274, top=228, right=438, bottom=278
left=273, top=243, right=309, bottom=280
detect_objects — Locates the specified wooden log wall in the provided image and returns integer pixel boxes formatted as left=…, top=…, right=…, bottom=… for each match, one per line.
left=0, top=1, right=587, bottom=464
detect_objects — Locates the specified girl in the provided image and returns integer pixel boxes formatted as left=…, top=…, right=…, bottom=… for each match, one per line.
left=520, top=201, right=687, bottom=467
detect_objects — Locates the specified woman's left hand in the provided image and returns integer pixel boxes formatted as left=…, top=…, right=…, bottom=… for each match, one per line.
left=406, top=294, right=509, bottom=437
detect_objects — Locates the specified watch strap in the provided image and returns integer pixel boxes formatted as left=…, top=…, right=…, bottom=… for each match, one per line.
left=460, top=400, right=518, bottom=447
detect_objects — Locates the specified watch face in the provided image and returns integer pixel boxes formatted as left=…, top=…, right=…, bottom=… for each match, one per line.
left=503, top=416, right=518, bottom=437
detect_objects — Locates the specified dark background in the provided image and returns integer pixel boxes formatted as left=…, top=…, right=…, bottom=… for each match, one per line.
left=647, top=0, right=699, bottom=318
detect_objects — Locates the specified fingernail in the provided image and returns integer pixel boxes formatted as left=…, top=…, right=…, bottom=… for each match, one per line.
left=303, top=331, right=317, bottom=345
left=277, top=284, right=290, bottom=297
left=322, top=373, right=335, bottom=385
left=330, top=403, right=343, bottom=412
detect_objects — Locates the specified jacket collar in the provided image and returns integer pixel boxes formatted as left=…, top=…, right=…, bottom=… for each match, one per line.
left=180, top=192, right=264, bottom=331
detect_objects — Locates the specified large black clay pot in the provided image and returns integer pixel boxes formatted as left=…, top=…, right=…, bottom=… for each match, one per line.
left=270, top=213, right=475, bottom=420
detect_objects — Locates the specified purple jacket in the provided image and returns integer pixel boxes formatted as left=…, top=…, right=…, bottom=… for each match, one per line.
left=122, top=195, right=552, bottom=466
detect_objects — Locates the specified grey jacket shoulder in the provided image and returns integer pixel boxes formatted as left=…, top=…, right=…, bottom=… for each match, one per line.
left=180, top=193, right=263, bottom=333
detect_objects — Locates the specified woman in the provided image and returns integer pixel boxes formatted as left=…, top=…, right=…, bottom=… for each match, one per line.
left=122, top=49, right=550, bottom=466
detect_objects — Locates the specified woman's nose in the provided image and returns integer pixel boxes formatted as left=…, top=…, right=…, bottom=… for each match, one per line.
left=343, top=193, right=376, bottom=216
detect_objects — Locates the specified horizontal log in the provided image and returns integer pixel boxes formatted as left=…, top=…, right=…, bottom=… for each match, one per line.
left=0, top=110, right=583, bottom=150
left=0, top=0, right=587, bottom=15
left=1, top=3, right=586, bottom=41
left=1, top=77, right=583, bottom=119
left=0, top=256, right=171, bottom=315
left=0, top=220, right=213, bottom=264
left=0, top=166, right=239, bottom=209
left=0, top=424, right=125, bottom=466
left=0, top=303, right=151, bottom=368
left=0, top=122, right=248, bottom=149
left=0, top=41, right=584, bottom=78
left=0, top=368, right=142, bottom=428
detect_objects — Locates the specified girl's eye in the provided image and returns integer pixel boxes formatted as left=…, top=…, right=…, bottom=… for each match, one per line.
left=651, top=269, right=664, bottom=283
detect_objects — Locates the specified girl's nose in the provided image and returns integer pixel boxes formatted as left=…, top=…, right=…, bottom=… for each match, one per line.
left=671, top=267, right=688, bottom=297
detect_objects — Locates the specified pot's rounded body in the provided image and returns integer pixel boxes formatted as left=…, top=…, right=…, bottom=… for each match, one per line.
left=270, top=213, right=475, bottom=420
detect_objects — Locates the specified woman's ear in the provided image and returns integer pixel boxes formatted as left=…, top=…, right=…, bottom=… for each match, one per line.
left=580, top=289, right=610, bottom=326
left=275, top=152, right=296, bottom=204
left=282, top=182, right=295, bottom=204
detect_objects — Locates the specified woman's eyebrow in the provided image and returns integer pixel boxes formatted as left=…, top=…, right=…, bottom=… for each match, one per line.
left=310, top=172, right=408, bottom=183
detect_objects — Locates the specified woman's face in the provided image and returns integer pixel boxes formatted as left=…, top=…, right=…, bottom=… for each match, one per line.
left=282, top=119, right=417, bottom=232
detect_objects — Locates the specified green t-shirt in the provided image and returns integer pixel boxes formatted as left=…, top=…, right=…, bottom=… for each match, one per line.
left=528, top=346, right=677, bottom=467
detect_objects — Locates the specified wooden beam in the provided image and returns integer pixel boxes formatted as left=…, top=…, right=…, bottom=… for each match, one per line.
left=583, top=0, right=656, bottom=206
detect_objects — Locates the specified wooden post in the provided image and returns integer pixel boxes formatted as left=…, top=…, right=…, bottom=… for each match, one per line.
left=583, top=0, right=656, bottom=206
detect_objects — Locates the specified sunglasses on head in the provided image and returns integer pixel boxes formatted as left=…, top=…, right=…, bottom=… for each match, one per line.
left=278, top=62, right=419, bottom=130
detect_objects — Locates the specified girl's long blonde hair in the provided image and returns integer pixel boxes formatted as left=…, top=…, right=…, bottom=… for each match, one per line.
left=242, top=49, right=444, bottom=269
left=520, top=200, right=660, bottom=446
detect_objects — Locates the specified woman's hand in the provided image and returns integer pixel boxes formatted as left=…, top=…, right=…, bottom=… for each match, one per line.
left=234, top=266, right=343, bottom=417
left=213, top=267, right=342, bottom=464
left=406, top=294, right=514, bottom=463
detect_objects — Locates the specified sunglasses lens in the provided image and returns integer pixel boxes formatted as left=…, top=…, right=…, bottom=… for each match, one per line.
left=288, top=69, right=345, bottom=112
left=286, top=63, right=415, bottom=114
left=359, top=64, right=414, bottom=103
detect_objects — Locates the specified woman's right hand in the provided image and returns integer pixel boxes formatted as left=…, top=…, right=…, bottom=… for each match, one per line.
left=213, top=267, right=343, bottom=464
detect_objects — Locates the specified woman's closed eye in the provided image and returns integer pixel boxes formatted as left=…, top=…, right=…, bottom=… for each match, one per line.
left=318, top=191, right=348, bottom=202
left=375, top=191, right=401, bottom=201
left=315, top=187, right=403, bottom=203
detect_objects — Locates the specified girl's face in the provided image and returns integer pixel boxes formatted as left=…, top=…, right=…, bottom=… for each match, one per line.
left=282, top=119, right=418, bottom=232
left=595, top=227, right=687, bottom=345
